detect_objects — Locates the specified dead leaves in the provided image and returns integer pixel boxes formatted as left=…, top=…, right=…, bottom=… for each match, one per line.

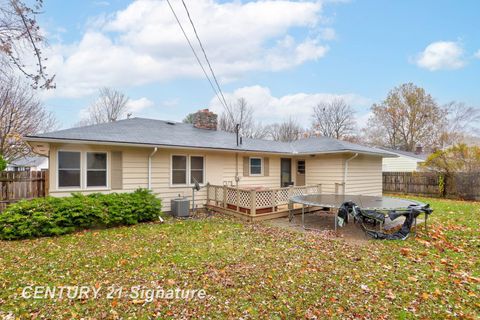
left=400, top=247, right=412, bottom=256
left=1, top=197, right=480, bottom=319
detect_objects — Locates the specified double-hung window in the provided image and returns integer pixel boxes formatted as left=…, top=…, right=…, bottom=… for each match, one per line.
left=172, top=155, right=187, bottom=185
left=171, top=155, right=205, bottom=185
left=58, top=151, right=81, bottom=187
left=86, top=152, right=107, bottom=187
left=249, top=157, right=263, bottom=175
left=190, top=156, right=204, bottom=184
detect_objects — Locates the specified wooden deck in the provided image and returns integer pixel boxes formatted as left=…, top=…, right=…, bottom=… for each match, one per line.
left=205, top=184, right=324, bottom=221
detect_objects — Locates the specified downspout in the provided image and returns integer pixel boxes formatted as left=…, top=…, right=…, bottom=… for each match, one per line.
left=343, top=153, right=358, bottom=194
left=148, top=147, right=158, bottom=190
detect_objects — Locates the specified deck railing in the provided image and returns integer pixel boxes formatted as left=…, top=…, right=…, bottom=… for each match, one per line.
left=206, top=184, right=322, bottom=216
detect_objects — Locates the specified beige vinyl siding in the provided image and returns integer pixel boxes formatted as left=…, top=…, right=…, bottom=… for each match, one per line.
left=238, top=154, right=281, bottom=188
left=305, top=154, right=345, bottom=194
left=150, top=151, right=281, bottom=211
left=46, top=143, right=384, bottom=211
left=382, top=156, right=423, bottom=172
left=110, top=151, right=123, bottom=189
left=150, top=149, right=209, bottom=211
left=304, top=153, right=383, bottom=196
left=346, top=154, right=382, bottom=196
left=48, top=143, right=149, bottom=197
left=121, top=149, right=149, bottom=191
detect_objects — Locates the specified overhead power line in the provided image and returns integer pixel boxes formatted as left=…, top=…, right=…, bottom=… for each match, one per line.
left=180, top=0, right=229, bottom=111
left=165, top=0, right=228, bottom=110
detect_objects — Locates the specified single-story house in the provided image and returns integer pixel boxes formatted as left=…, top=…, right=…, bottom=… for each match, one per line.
left=380, top=147, right=428, bottom=172
left=25, top=109, right=395, bottom=218
left=6, top=156, right=49, bottom=172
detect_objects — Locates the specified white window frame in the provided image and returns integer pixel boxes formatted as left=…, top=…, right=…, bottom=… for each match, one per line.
left=170, top=154, right=206, bottom=187
left=249, top=157, right=263, bottom=176
left=85, top=151, right=109, bottom=190
left=57, top=150, right=82, bottom=190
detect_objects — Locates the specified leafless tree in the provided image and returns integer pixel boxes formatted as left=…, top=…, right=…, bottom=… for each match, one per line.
left=267, top=117, right=304, bottom=142
left=440, top=101, right=480, bottom=147
left=363, top=83, right=447, bottom=151
left=218, top=97, right=268, bottom=139
left=0, top=0, right=55, bottom=89
left=76, top=88, right=129, bottom=126
left=311, top=98, right=356, bottom=140
left=0, top=74, right=56, bottom=162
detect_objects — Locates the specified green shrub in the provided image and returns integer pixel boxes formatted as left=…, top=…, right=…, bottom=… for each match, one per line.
left=0, top=155, right=6, bottom=171
left=0, top=189, right=162, bottom=240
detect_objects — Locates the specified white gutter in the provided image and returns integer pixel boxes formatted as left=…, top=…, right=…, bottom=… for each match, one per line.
left=25, top=136, right=396, bottom=158
left=343, top=153, right=358, bottom=194
left=148, top=147, right=158, bottom=189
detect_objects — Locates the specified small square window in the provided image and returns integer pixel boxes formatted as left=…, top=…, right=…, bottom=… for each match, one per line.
left=297, top=160, right=305, bottom=174
left=250, top=158, right=263, bottom=175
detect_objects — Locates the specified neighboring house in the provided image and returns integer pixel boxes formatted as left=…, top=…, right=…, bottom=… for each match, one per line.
left=380, top=147, right=428, bottom=172
left=25, top=109, right=395, bottom=212
left=6, top=156, right=49, bottom=172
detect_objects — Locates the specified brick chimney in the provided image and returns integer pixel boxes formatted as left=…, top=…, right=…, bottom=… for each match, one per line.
left=415, top=145, right=423, bottom=154
left=193, top=109, right=217, bottom=130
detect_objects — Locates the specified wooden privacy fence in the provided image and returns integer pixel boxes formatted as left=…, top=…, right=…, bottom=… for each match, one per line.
left=383, top=171, right=480, bottom=200
left=0, top=171, right=48, bottom=211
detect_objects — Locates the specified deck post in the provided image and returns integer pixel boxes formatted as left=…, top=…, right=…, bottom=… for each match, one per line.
left=236, top=187, right=240, bottom=212
left=272, top=189, right=277, bottom=213
left=318, top=184, right=322, bottom=194
left=206, top=183, right=210, bottom=205
left=222, top=185, right=227, bottom=208
left=250, top=190, right=256, bottom=216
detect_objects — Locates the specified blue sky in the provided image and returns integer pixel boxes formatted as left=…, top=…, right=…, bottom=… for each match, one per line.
left=37, top=0, right=480, bottom=129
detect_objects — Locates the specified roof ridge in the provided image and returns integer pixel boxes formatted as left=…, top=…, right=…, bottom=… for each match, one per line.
left=26, top=117, right=394, bottom=156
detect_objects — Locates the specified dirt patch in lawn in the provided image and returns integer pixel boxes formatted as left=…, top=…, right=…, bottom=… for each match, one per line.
left=265, top=213, right=368, bottom=246
left=264, top=211, right=413, bottom=246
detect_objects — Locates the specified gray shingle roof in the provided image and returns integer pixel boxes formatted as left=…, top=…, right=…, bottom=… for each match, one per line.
left=378, top=147, right=428, bottom=160
left=26, top=117, right=394, bottom=156
left=10, top=156, right=47, bottom=167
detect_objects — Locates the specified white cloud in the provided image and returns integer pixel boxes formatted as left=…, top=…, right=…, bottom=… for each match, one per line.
left=208, top=85, right=370, bottom=125
left=44, top=0, right=335, bottom=98
left=319, top=27, right=336, bottom=40
left=415, top=41, right=465, bottom=71
left=475, top=49, right=480, bottom=59
left=126, top=97, right=154, bottom=113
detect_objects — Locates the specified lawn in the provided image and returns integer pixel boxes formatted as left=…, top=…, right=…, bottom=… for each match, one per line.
left=0, top=196, right=479, bottom=319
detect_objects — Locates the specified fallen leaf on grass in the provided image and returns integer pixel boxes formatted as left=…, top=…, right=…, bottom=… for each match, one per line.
left=360, top=284, right=370, bottom=292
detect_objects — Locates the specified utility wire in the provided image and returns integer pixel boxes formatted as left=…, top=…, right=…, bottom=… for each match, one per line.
left=165, top=0, right=228, bottom=110
left=180, top=0, right=230, bottom=112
